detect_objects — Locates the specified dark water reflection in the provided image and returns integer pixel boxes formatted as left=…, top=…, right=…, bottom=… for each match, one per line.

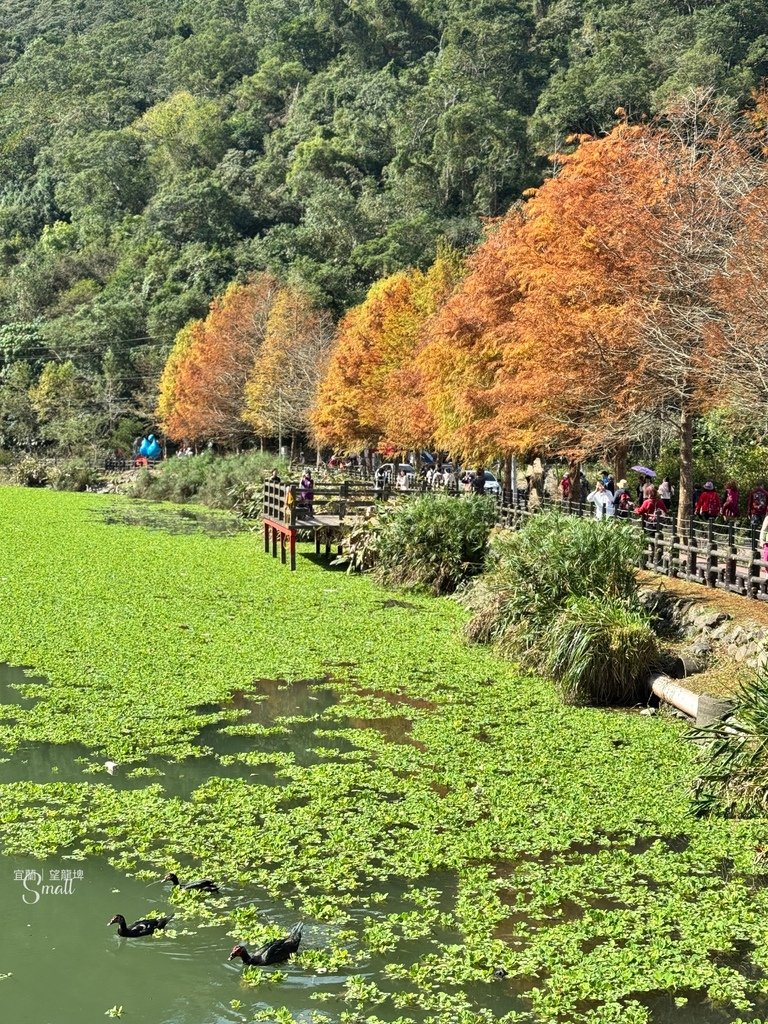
left=97, top=503, right=249, bottom=538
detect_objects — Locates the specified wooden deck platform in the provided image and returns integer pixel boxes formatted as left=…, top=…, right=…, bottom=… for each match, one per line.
left=262, top=480, right=380, bottom=570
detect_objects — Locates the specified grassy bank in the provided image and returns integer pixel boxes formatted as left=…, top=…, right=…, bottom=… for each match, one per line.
left=128, top=450, right=289, bottom=512
left=0, top=487, right=767, bottom=1023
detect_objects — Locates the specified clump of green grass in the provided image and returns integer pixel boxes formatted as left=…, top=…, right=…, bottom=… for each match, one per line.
left=49, top=456, right=103, bottom=492
left=464, top=511, right=644, bottom=647
left=463, top=511, right=656, bottom=704
left=545, top=596, right=658, bottom=705
left=372, top=494, right=498, bottom=595
left=130, top=450, right=288, bottom=512
left=10, top=453, right=49, bottom=487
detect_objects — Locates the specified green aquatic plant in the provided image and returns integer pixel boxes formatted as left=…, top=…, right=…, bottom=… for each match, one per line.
left=1, top=488, right=768, bottom=1022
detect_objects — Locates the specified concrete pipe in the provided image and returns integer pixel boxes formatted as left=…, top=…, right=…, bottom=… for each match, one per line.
left=649, top=672, right=735, bottom=726
left=650, top=673, right=699, bottom=719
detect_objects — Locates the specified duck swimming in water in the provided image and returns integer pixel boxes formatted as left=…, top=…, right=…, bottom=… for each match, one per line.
left=163, top=872, right=219, bottom=893
left=228, top=923, right=303, bottom=966
left=108, top=913, right=173, bottom=938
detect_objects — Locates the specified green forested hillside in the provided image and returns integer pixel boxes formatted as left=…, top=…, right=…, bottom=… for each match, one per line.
left=0, top=0, right=767, bottom=434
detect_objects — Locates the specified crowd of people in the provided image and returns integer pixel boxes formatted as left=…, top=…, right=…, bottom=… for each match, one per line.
left=410, top=465, right=488, bottom=493
left=290, top=453, right=768, bottom=535
left=573, top=471, right=768, bottom=528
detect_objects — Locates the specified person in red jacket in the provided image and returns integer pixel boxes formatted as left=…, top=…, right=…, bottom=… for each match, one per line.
left=634, top=485, right=668, bottom=523
left=747, top=481, right=768, bottom=527
left=695, top=481, right=721, bottom=519
left=721, top=480, right=740, bottom=519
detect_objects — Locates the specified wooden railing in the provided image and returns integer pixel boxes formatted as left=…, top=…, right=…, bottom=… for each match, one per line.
left=497, top=496, right=768, bottom=602
left=261, top=479, right=390, bottom=569
left=635, top=518, right=768, bottom=600
left=262, top=479, right=387, bottom=526
left=262, top=479, right=768, bottom=598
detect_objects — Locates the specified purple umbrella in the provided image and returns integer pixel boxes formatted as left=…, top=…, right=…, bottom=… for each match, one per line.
left=631, top=465, right=656, bottom=477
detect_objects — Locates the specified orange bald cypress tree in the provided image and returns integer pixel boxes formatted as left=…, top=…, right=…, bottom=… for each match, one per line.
left=311, top=248, right=463, bottom=454
left=158, top=274, right=280, bottom=445
left=243, top=287, right=333, bottom=443
left=419, top=124, right=669, bottom=463
left=311, top=275, right=408, bottom=452
left=422, top=93, right=764, bottom=527
left=505, top=94, right=762, bottom=526
left=489, top=124, right=666, bottom=455
left=378, top=248, right=464, bottom=453
left=708, top=89, right=768, bottom=424
left=157, top=319, right=205, bottom=443
left=417, top=211, right=526, bottom=462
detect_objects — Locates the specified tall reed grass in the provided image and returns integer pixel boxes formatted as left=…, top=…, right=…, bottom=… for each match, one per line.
left=463, top=511, right=658, bottom=704
left=373, top=494, right=498, bottom=595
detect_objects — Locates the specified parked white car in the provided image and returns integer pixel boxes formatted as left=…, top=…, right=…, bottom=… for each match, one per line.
left=482, top=470, right=501, bottom=495
left=462, top=470, right=501, bottom=495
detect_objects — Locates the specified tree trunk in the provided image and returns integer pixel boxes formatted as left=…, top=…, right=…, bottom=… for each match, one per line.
left=503, top=452, right=513, bottom=504
left=529, top=456, right=544, bottom=508
left=677, top=407, right=694, bottom=534
left=613, top=445, right=627, bottom=482
left=568, top=462, right=581, bottom=502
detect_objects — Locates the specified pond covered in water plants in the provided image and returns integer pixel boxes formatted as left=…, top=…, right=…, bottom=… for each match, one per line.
left=0, top=666, right=504, bottom=1024
left=3, top=487, right=768, bottom=1023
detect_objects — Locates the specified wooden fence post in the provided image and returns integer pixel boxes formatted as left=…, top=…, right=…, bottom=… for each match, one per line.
left=706, top=521, right=717, bottom=587
left=726, top=522, right=737, bottom=589
left=750, top=523, right=761, bottom=598
left=669, top=526, right=678, bottom=577
left=687, top=525, right=697, bottom=580
left=639, top=521, right=649, bottom=569
left=654, top=524, right=664, bottom=569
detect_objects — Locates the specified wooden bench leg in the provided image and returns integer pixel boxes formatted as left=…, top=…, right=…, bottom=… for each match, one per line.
left=290, top=530, right=296, bottom=571
left=264, top=521, right=270, bottom=553
left=280, top=532, right=286, bottom=564
left=271, top=527, right=277, bottom=558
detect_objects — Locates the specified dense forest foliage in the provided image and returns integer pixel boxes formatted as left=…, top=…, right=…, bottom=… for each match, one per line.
left=1, top=0, right=768, bottom=452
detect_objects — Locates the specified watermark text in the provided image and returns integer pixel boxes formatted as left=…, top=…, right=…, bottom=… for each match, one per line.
left=13, top=867, right=83, bottom=903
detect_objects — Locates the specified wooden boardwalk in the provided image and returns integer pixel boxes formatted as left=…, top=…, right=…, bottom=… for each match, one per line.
left=262, top=479, right=768, bottom=600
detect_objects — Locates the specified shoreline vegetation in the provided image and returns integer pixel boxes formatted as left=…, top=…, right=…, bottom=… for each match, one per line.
left=1, top=486, right=768, bottom=1022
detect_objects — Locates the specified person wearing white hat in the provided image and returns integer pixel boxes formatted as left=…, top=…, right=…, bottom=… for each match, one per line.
left=695, top=481, right=720, bottom=520
left=613, top=479, right=633, bottom=517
